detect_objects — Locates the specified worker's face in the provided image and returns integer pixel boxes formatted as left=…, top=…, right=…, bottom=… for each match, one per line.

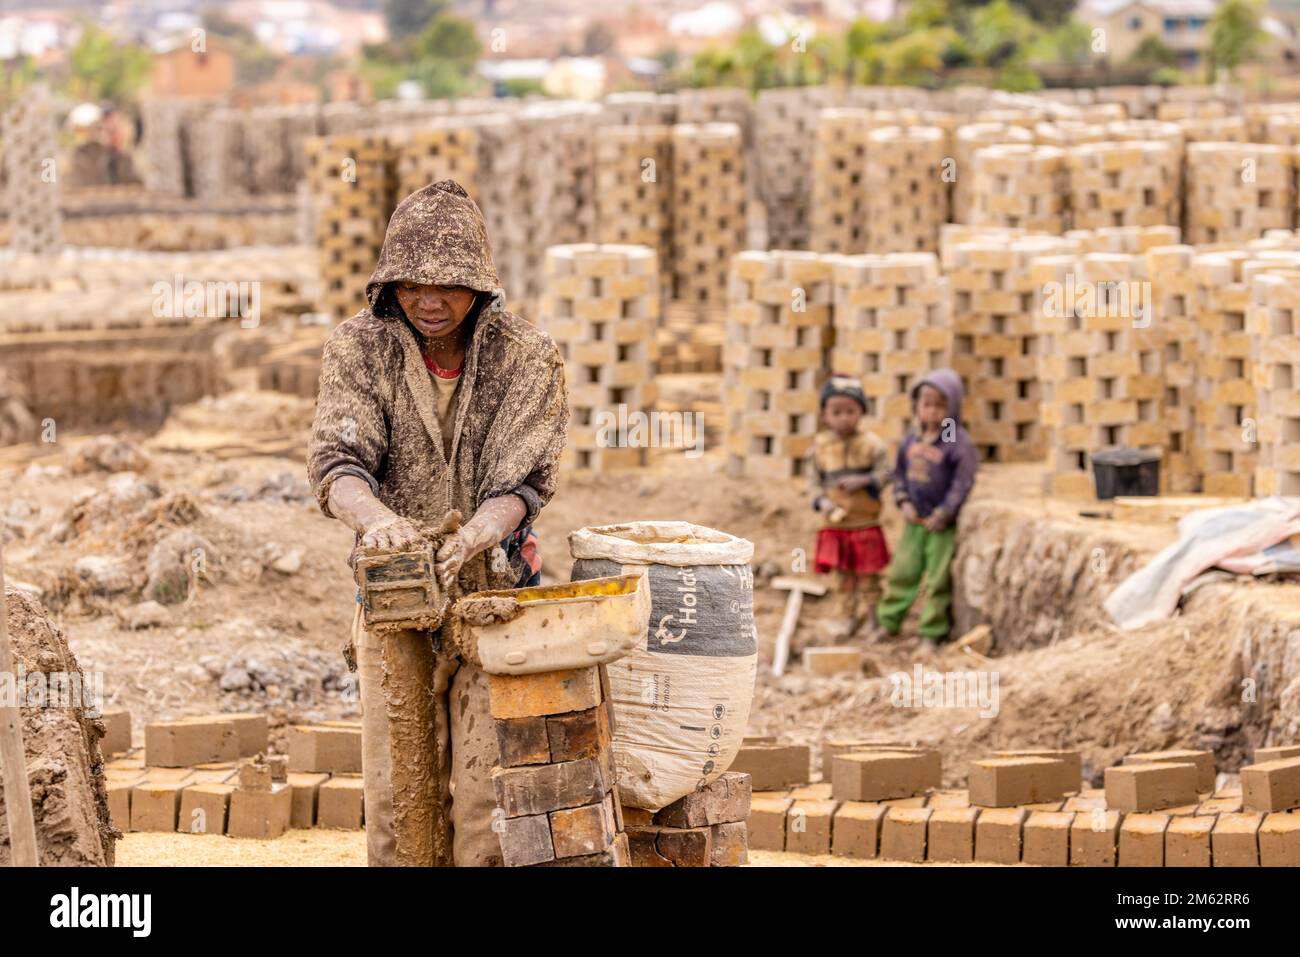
left=822, top=395, right=863, bottom=437
left=916, top=384, right=948, bottom=428
left=393, top=282, right=477, bottom=340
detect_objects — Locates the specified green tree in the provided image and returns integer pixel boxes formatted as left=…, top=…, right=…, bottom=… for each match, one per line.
left=1127, top=34, right=1180, bottom=68
left=968, top=0, right=1041, bottom=67
left=879, top=28, right=953, bottom=86
left=411, top=14, right=482, bottom=97
left=1209, top=0, right=1264, bottom=79
left=66, top=21, right=151, bottom=105
left=385, top=0, right=447, bottom=40
left=843, top=17, right=890, bottom=83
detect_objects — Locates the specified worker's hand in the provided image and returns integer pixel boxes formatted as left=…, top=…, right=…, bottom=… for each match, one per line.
left=359, top=512, right=421, bottom=552
left=435, top=530, right=469, bottom=591
left=924, top=509, right=949, bottom=533
left=900, top=501, right=920, bottom=525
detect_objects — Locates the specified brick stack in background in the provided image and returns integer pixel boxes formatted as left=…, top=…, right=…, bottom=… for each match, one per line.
left=489, top=666, right=628, bottom=867
left=724, top=250, right=833, bottom=478
left=671, top=122, right=746, bottom=307
left=755, top=86, right=841, bottom=248
left=1185, top=144, right=1294, bottom=245
left=944, top=235, right=1074, bottom=462
left=1252, top=269, right=1300, bottom=497
left=865, top=126, right=948, bottom=253
left=304, top=132, right=391, bottom=322
left=391, top=119, right=481, bottom=206
left=625, top=772, right=752, bottom=867
left=1032, top=119, right=1107, bottom=149
left=139, top=96, right=197, bottom=197
left=600, top=91, right=678, bottom=127
left=594, top=125, right=673, bottom=280
left=474, top=114, right=526, bottom=310
left=951, top=123, right=1034, bottom=224
left=1066, top=141, right=1180, bottom=230
left=829, top=252, right=951, bottom=446
left=810, top=108, right=872, bottom=254
left=539, top=244, right=659, bottom=472
left=1145, top=244, right=1201, bottom=492
left=2, top=84, right=62, bottom=255
left=968, top=143, right=1068, bottom=233
left=1035, top=252, right=1166, bottom=497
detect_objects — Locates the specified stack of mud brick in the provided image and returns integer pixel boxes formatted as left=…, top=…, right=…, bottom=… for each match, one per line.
left=671, top=122, right=746, bottom=306
left=593, top=125, right=673, bottom=278
left=675, top=87, right=753, bottom=142
left=1251, top=268, right=1300, bottom=496
left=1033, top=119, right=1107, bottom=148
left=540, top=244, right=659, bottom=472
left=864, top=126, right=948, bottom=253
left=951, top=123, right=1033, bottom=223
left=1034, top=252, right=1166, bottom=497
left=1185, top=143, right=1294, bottom=245
left=944, top=235, right=1074, bottom=462
left=1145, top=244, right=1201, bottom=491
left=1066, top=140, right=1180, bottom=230
left=968, top=143, right=1068, bottom=233
left=489, top=664, right=628, bottom=866
left=104, top=715, right=365, bottom=838
left=809, top=108, right=872, bottom=254
left=828, top=252, right=951, bottom=447
left=2, top=85, right=62, bottom=255
left=474, top=113, right=526, bottom=309
left=139, top=96, right=196, bottom=197
left=599, top=91, right=678, bottom=127
left=623, top=773, right=752, bottom=866
left=190, top=107, right=247, bottom=200
left=724, top=250, right=833, bottom=478
left=304, top=132, right=391, bottom=322
left=390, top=118, right=480, bottom=205
left=756, top=87, right=843, bottom=248
left=1192, top=248, right=1300, bottom=495
left=1158, top=101, right=1247, bottom=144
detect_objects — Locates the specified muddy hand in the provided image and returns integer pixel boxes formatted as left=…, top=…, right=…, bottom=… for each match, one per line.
left=435, top=531, right=468, bottom=591
left=360, top=513, right=421, bottom=551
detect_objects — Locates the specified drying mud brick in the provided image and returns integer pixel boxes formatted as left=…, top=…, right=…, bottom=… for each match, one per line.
left=975, top=807, right=1027, bottom=864
left=1258, top=813, right=1300, bottom=866
left=499, top=813, right=555, bottom=867
left=287, top=724, right=362, bottom=774
left=287, top=772, right=330, bottom=828
left=1070, top=810, right=1121, bottom=866
left=969, top=756, right=1067, bottom=807
left=550, top=797, right=617, bottom=858
left=106, top=753, right=146, bottom=771
left=1255, top=745, right=1300, bottom=764
left=654, top=771, right=752, bottom=828
left=1118, top=813, right=1169, bottom=866
left=496, top=715, right=551, bottom=767
left=1062, top=789, right=1107, bottom=812
left=1241, top=757, right=1300, bottom=812
left=729, top=744, right=810, bottom=790
left=239, top=762, right=273, bottom=791
left=791, top=782, right=834, bottom=800
left=1211, top=813, right=1263, bottom=867
left=105, top=781, right=133, bottom=831
left=267, top=755, right=288, bottom=783
left=803, top=646, right=864, bottom=676
left=748, top=796, right=793, bottom=851
left=832, top=802, right=885, bottom=859
left=1124, top=749, right=1216, bottom=794
left=130, top=782, right=187, bottom=831
left=178, top=784, right=232, bottom=835
left=187, top=713, right=268, bottom=757
left=926, top=807, right=978, bottom=862
left=228, top=783, right=293, bottom=839
left=317, top=775, right=365, bottom=829
left=880, top=807, right=931, bottom=862
left=487, top=667, right=602, bottom=720
left=622, top=806, right=654, bottom=827
left=710, top=821, right=748, bottom=866
left=993, top=749, right=1082, bottom=793
left=786, top=799, right=837, bottom=855
left=100, top=709, right=132, bottom=755
left=1023, top=811, right=1074, bottom=866
left=627, top=825, right=713, bottom=866
left=821, top=738, right=909, bottom=779
left=541, top=831, right=629, bottom=867
left=833, top=750, right=939, bottom=802
left=492, top=754, right=613, bottom=818
left=144, top=718, right=239, bottom=767
left=928, top=789, right=972, bottom=809
left=1165, top=816, right=1214, bottom=867
left=1105, top=763, right=1199, bottom=812
left=546, top=704, right=612, bottom=763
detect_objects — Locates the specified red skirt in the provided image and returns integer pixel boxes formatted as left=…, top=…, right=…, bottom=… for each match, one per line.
left=814, top=526, right=890, bottom=575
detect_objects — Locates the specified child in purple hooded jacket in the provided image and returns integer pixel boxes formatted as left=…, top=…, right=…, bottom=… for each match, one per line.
left=877, top=368, right=978, bottom=643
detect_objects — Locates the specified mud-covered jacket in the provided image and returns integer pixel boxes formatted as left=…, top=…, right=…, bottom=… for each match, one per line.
left=307, top=180, right=569, bottom=592
left=806, top=423, right=891, bottom=529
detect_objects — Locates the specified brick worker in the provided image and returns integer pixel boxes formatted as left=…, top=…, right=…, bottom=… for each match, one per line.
left=307, top=180, right=569, bottom=865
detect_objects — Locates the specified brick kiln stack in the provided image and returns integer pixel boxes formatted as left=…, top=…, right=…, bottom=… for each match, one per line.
left=828, top=252, right=951, bottom=447
left=756, top=87, right=842, bottom=249
left=1144, top=244, right=1201, bottom=492
left=594, top=125, right=673, bottom=276
left=725, top=250, right=834, bottom=478
left=391, top=119, right=481, bottom=206
left=670, top=122, right=746, bottom=307
left=539, top=244, right=659, bottom=472
left=952, top=123, right=1034, bottom=224
left=600, top=91, right=678, bottom=127
left=969, top=143, right=1068, bottom=233
left=1251, top=269, right=1300, bottom=497
left=2, top=85, right=61, bottom=255
left=1066, top=140, right=1180, bottom=230
left=1185, top=144, right=1294, bottom=245
left=864, top=126, right=948, bottom=253
left=810, top=108, right=872, bottom=255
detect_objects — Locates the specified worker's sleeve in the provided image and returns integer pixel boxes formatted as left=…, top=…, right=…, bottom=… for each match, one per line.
left=938, top=435, right=978, bottom=517
left=892, top=437, right=911, bottom=507
left=872, top=437, right=893, bottom=488
left=477, top=341, right=569, bottom=532
left=307, top=324, right=391, bottom=519
left=805, top=440, right=824, bottom=498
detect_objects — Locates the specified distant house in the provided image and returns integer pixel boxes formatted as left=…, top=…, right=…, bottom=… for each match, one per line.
left=1078, top=0, right=1216, bottom=68
left=150, top=33, right=235, bottom=97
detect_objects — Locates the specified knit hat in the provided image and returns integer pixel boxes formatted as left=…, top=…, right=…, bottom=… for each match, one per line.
left=819, top=374, right=868, bottom=412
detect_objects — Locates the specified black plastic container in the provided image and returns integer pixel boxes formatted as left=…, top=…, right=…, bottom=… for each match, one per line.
left=1090, top=448, right=1161, bottom=500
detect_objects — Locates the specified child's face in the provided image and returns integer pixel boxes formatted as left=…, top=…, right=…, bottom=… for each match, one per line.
left=823, top=395, right=863, bottom=435
left=916, top=384, right=948, bottom=429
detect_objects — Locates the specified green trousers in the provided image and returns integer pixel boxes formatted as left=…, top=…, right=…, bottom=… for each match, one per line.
left=877, top=522, right=956, bottom=640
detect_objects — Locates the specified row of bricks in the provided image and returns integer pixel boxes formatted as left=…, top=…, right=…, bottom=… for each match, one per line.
left=136, top=717, right=361, bottom=774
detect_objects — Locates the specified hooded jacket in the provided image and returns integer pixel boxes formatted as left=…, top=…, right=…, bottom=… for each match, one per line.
left=893, top=368, right=977, bottom=521
left=307, top=180, right=569, bottom=592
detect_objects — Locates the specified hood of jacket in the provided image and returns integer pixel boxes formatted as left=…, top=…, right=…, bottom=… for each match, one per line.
left=365, top=180, right=505, bottom=322
left=911, top=367, right=965, bottom=426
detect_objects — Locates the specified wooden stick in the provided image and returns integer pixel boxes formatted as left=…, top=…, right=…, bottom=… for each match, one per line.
left=0, top=540, right=39, bottom=865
